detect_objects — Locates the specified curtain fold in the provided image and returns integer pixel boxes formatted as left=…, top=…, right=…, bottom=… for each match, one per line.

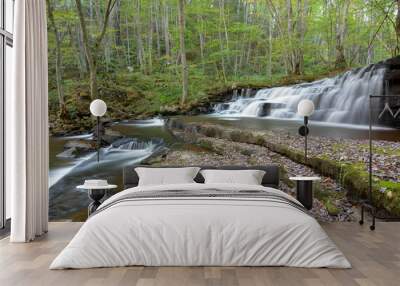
left=9, top=0, right=49, bottom=242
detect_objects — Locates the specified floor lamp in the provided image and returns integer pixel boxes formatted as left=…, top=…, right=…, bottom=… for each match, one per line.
left=297, top=99, right=315, bottom=162
left=90, top=99, right=107, bottom=163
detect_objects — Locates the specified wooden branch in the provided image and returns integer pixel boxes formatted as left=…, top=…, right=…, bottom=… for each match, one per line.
left=95, top=0, right=117, bottom=51
left=367, top=1, right=396, bottom=52
left=265, top=0, right=284, bottom=36
left=74, top=0, right=93, bottom=63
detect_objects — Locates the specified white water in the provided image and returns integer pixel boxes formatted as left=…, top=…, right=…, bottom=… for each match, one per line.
left=60, top=133, right=94, bottom=140
left=49, top=138, right=162, bottom=188
left=119, top=117, right=165, bottom=127
left=49, top=152, right=97, bottom=187
left=49, top=117, right=168, bottom=189
left=213, top=65, right=386, bottom=125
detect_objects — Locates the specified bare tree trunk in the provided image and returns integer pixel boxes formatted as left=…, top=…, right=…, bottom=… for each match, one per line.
left=113, top=0, right=122, bottom=46
left=287, top=0, right=294, bottom=73
left=89, top=60, right=98, bottom=100
left=198, top=15, right=205, bottom=72
left=268, top=13, right=272, bottom=79
left=335, top=0, right=350, bottom=68
left=133, top=0, right=146, bottom=72
left=75, top=0, right=116, bottom=99
left=218, top=0, right=228, bottom=80
left=178, top=0, right=188, bottom=106
left=67, top=25, right=86, bottom=79
left=94, top=1, right=111, bottom=72
left=245, top=42, right=252, bottom=66
left=148, top=3, right=153, bottom=73
left=47, top=0, right=68, bottom=119
left=104, top=38, right=111, bottom=72
left=220, top=0, right=229, bottom=51
left=266, top=0, right=290, bottom=74
left=218, top=31, right=227, bottom=82
left=125, top=11, right=131, bottom=67
left=396, top=0, right=400, bottom=54
left=154, top=0, right=161, bottom=57
left=295, top=0, right=306, bottom=75
left=163, top=1, right=170, bottom=58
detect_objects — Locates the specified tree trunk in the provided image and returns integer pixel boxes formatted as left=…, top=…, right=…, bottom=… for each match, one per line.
left=295, top=0, right=306, bottom=75
left=154, top=0, right=161, bottom=57
left=134, top=0, right=146, bottom=72
left=218, top=0, right=227, bottom=80
left=268, top=13, right=272, bottom=79
left=335, top=0, right=350, bottom=69
left=220, top=0, right=229, bottom=51
left=47, top=0, right=68, bottom=119
left=67, top=25, right=86, bottom=79
left=178, top=0, right=188, bottom=106
left=89, top=59, right=98, bottom=103
left=125, top=11, right=131, bottom=67
left=113, top=0, right=122, bottom=46
left=198, top=15, right=205, bottom=72
left=396, top=0, right=400, bottom=54
left=163, top=1, right=171, bottom=58
left=148, top=3, right=153, bottom=73
left=75, top=0, right=116, bottom=99
left=287, top=0, right=294, bottom=73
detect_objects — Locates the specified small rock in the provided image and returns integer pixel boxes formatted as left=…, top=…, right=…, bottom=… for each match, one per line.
left=65, top=140, right=95, bottom=150
left=57, top=147, right=79, bottom=159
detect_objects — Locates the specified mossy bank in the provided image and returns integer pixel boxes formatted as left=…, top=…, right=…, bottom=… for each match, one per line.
left=167, top=118, right=400, bottom=217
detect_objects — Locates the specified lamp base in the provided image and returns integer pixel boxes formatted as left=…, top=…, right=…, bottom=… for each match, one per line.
left=298, top=125, right=309, bottom=136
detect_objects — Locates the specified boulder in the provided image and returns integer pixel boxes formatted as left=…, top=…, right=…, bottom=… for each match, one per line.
left=102, top=128, right=123, bottom=145
left=65, top=140, right=95, bottom=150
left=258, top=102, right=286, bottom=117
left=56, top=147, right=79, bottom=159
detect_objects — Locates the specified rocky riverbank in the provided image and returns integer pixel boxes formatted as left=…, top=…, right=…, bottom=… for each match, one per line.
left=167, top=118, right=400, bottom=217
left=145, top=127, right=356, bottom=222
left=53, top=115, right=399, bottom=222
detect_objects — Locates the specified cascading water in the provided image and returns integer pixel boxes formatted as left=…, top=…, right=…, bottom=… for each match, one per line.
left=107, top=138, right=163, bottom=152
left=49, top=119, right=168, bottom=191
left=213, top=64, right=386, bottom=124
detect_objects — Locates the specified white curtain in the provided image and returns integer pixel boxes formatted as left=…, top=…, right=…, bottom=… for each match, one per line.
left=8, top=0, right=49, bottom=242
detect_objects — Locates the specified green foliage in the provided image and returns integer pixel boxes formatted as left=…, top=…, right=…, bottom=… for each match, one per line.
left=47, top=0, right=399, bottom=121
left=314, top=184, right=343, bottom=216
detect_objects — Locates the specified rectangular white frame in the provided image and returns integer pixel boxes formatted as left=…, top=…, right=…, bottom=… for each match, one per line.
left=0, top=0, right=13, bottom=229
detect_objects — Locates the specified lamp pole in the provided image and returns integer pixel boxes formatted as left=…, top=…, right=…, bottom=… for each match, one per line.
left=97, top=116, right=100, bottom=163
left=297, top=99, right=314, bottom=164
left=304, top=116, right=308, bottom=162
left=90, top=99, right=107, bottom=164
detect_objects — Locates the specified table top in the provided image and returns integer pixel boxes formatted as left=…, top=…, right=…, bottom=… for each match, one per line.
left=289, top=176, right=321, bottom=181
left=77, top=184, right=118, bottom=190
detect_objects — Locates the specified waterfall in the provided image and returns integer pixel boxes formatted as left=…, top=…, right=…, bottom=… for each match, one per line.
left=213, top=64, right=386, bottom=124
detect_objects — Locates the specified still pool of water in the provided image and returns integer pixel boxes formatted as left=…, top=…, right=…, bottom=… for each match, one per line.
left=191, top=115, right=400, bottom=141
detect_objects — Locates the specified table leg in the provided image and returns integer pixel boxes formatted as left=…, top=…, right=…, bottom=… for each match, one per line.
left=88, top=189, right=106, bottom=216
left=296, top=181, right=313, bottom=210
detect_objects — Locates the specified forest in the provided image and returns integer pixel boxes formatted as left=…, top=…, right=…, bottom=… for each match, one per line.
left=46, top=0, right=400, bottom=132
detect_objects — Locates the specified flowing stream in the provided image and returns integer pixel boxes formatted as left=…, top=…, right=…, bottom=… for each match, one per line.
left=49, top=119, right=175, bottom=219
left=49, top=64, right=400, bottom=220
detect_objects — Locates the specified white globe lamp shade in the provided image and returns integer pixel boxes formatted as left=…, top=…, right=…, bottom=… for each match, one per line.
left=297, top=99, right=315, bottom=117
left=90, top=99, right=107, bottom=117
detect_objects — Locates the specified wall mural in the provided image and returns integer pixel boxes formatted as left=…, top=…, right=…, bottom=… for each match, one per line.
left=47, top=0, right=400, bottom=221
